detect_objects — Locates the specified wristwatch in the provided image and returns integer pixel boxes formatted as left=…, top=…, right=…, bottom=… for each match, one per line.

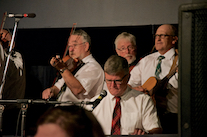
left=60, top=67, right=67, bottom=73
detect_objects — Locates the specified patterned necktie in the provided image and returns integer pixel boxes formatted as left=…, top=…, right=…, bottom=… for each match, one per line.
left=155, top=56, right=165, bottom=78
left=111, top=96, right=121, bottom=135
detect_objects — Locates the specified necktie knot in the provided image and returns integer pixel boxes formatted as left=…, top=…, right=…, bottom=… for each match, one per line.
left=115, top=96, right=121, bottom=102
left=158, top=56, right=165, bottom=61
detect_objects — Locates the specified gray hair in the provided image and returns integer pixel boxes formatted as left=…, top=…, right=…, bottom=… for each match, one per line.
left=104, top=55, right=129, bottom=75
left=114, top=32, right=136, bottom=49
left=73, top=29, right=91, bottom=50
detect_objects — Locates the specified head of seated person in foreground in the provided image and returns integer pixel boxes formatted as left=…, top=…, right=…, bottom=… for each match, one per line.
left=35, top=105, right=105, bottom=137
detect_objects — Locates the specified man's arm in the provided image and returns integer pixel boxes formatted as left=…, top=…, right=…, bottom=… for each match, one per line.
left=148, top=128, right=162, bottom=134
left=131, top=128, right=162, bottom=135
left=60, top=69, right=86, bottom=96
left=49, top=56, right=86, bottom=96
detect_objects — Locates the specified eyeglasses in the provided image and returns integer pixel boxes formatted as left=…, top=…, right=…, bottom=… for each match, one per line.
left=68, top=42, right=85, bottom=49
left=154, top=34, right=174, bottom=39
left=105, top=74, right=128, bottom=85
left=117, top=46, right=135, bottom=52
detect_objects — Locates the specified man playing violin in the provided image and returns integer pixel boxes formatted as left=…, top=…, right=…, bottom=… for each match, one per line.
left=0, top=29, right=26, bottom=135
left=128, top=24, right=178, bottom=134
left=42, top=29, right=104, bottom=104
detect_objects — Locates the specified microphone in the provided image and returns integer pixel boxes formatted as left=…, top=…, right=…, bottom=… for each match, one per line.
left=88, top=90, right=107, bottom=111
left=7, top=13, right=36, bottom=18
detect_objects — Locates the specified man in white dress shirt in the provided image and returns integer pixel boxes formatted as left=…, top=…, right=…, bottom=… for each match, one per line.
left=42, top=29, right=104, bottom=104
left=90, top=55, right=162, bottom=135
left=128, top=24, right=178, bottom=134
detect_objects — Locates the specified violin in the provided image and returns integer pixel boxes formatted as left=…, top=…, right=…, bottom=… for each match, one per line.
left=53, top=55, right=82, bottom=73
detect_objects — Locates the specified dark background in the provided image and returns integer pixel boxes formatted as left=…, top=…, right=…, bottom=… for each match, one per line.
left=9, top=24, right=178, bottom=135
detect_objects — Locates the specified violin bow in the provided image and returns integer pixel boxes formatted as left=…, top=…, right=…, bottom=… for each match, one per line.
left=63, top=23, right=77, bottom=57
left=0, top=11, right=7, bottom=34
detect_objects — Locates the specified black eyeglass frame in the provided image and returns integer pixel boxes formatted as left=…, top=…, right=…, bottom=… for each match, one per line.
left=153, top=34, right=175, bottom=39
left=105, top=74, right=128, bottom=85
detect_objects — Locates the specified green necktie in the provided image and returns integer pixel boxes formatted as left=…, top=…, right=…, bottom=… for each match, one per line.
left=155, top=56, right=165, bottom=78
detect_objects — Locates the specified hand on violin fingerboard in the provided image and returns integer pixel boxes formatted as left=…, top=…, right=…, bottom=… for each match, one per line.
left=50, top=55, right=67, bottom=71
left=50, top=55, right=80, bottom=73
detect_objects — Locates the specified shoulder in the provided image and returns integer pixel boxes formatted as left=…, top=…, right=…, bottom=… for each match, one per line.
left=83, top=55, right=103, bottom=71
left=125, top=87, right=151, bottom=100
left=142, top=52, right=158, bottom=61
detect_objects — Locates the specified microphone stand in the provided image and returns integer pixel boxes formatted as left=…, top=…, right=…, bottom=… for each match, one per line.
left=0, top=17, right=20, bottom=97
left=0, top=104, right=4, bottom=133
left=0, top=99, right=89, bottom=137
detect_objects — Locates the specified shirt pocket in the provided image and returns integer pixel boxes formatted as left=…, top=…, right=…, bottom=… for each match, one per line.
left=121, top=112, right=142, bottom=134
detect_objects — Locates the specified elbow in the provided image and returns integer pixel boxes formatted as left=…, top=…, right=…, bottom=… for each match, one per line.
left=73, top=88, right=86, bottom=96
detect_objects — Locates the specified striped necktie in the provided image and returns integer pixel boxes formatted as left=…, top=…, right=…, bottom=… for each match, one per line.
left=155, top=56, right=165, bottom=78
left=111, top=96, right=121, bottom=135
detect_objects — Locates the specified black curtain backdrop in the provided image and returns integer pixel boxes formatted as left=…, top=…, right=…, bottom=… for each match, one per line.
left=9, top=24, right=178, bottom=135
left=13, top=24, right=180, bottom=98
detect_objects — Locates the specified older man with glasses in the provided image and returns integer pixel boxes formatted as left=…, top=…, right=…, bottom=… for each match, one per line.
left=115, top=32, right=139, bottom=72
left=88, top=55, right=162, bottom=135
left=128, top=24, right=179, bottom=134
left=42, top=29, right=104, bottom=105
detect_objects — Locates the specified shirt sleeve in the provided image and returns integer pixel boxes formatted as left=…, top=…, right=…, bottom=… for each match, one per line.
left=141, top=95, right=161, bottom=131
left=75, top=62, right=104, bottom=95
left=54, top=78, right=65, bottom=90
left=128, top=60, right=142, bottom=87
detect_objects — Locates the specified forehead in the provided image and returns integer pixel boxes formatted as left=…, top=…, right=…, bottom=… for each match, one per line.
left=117, top=38, right=132, bottom=46
left=105, top=72, right=123, bottom=79
left=156, top=25, right=173, bottom=35
left=37, top=123, right=67, bottom=137
left=68, top=35, right=83, bottom=43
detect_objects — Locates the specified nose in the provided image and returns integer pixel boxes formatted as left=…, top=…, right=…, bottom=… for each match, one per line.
left=110, top=81, right=116, bottom=87
left=69, top=46, right=74, bottom=51
left=155, top=36, right=161, bottom=42
left=124, top=48, right=130, bottom=54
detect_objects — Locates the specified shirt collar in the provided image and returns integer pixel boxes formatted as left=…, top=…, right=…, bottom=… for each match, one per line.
left=82, top=54, right=92, bottom=63
left=157, top=48, right=176, bottom=60
left=108, top=86, right=131, bottom=101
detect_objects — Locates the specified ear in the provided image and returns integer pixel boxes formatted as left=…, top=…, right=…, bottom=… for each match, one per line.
left=84, top=42, right=90, bottom=52
left=172, top=36, right=178, bottom=45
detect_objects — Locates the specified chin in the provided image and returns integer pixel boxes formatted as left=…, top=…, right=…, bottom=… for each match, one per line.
left=128, top=57, right=136, bottom=64
left=109, top=90, right=120, bottom=96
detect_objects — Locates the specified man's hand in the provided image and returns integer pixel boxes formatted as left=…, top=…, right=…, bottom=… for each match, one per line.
left=50, top=55, right=67, bottom=71
left=42, top=88, right=54, bottom=99
left=130, top=128, right=147, bottom=135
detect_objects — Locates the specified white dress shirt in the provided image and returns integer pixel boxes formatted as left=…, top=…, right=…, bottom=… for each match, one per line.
left=55, top=54, right=104, bottom=104
left=128, top=48, right=178, bottom=113
left=89, top=85, right=161, bottom=135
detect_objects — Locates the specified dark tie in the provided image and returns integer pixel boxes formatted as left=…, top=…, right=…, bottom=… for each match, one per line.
left=111, top=96, right=121, bottom=135
left=155, top=56, right=165, bottom=78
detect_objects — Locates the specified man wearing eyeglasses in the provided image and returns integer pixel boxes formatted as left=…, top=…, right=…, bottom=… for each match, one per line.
left=115, top=32, right=138, bottom=72
left=128, top=24, right=178, bottom=134
left=42, top=29, right=104, bottom=105
left=89, top=55, right=162, bottom=135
